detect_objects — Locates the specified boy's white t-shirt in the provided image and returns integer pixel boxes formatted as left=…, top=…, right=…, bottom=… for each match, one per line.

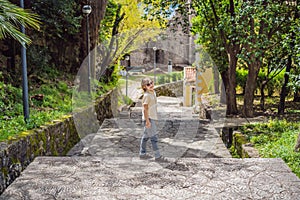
left=142, top=91, right=158, bottom=121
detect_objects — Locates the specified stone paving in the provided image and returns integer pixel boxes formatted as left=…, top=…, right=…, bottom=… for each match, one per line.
left=1, top=157, right=299, bottom=200
left=1, top=96, right=300, bottom=199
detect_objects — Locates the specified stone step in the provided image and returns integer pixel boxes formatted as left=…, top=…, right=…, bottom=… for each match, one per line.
left=67, top=117, right=231, bottom=159
left=1, top=156, right=299, bottom=199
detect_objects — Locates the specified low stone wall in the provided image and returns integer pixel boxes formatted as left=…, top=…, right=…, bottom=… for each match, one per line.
left=130, top=81, right=183, bottom=120
left=220, top=128, right=259, bottom=158
left=155, top=81, right=183, bottom=97
left=0, top=89, right=118, bottom=194
left=233, top=131, right=259, bottom=158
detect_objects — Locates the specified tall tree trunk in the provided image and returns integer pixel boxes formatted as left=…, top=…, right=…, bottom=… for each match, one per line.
left=243, top=61, right=260, bottom=117
left=209, top=0, right=239, bottom=115
left=260, top=80, right=267, bottom=111
left=278, top=55, right=292, bottom=115
left=221, top=52, right=238, bottom=116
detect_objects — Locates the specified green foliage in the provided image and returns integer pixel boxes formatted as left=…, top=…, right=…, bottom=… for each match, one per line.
left=96, top=67, right=120, bottom=97
left=94, top=80, right=116, bottom=97
left=236, top=67, right=286, bottom=96
left=192, top=3, right=228, bottom=73
left=263, top=70, right=285, bottom=96
left=72, top=72, right=120, bottom=111
left=0, top=77, right=23, bottom=119
left=27, top=45, right=53, bottom=75
left=171, top=73, right=177, bottom=82
left=0, top=67, right=121, bottom=142
left=240, top=119, right=300, bottom=177
left=236, top=68, right=248, bottom=93
left=287, top=72, right=300, bottom=93
left=0, top=0, right=40, bottom=44
left=157, top=72, right=183, bottom=85
left=28, top=0, right=82, bottom=73
left=157, top=75, right=165, bottom=85
left=99, top=0, right=161, bottom=71
left=99, top=0, right=119, bottom=42
left=120, top=95, right=133, bottom=106
left=0, top=71, right=73, bottom=141
left=144, top=0, right=299, bottom=116
left=31, top=0, right=81, bottom=39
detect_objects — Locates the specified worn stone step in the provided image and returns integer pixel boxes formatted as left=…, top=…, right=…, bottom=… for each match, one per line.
left=67, top=117, right=231, bottom=159
left=1, top=157, right=299, bottom=200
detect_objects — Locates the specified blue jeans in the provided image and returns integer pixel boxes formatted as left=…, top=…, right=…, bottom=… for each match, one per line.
left=140, top=119, right=161, bottom=158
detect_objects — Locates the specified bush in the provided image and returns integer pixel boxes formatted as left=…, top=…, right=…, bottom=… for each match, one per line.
left=156, top=72, right=183, bottom=85
left=171, top=73, right=177, bottom=82
left=157, top=75, right=165, bottom=85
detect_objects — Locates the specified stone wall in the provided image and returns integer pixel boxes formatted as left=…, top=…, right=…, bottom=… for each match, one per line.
left=155, top=81, right=183, bottom=97
left=220, top=128, right=259, bottom=158
left=0, top=89, right=118, bottom=194
left=130, top=81, right=183, bottom=120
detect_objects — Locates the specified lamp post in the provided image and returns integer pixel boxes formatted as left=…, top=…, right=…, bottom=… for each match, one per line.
left=153, top=47, right=157, bottom=84
left=125, top=55, right=130, bottom=97
left=20, top=0, right=29, bottom=123
left=82, top=4, right=92, bottom=94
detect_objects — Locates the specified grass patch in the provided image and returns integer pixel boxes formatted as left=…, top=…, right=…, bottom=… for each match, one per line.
left=0, top=69, right=118, bottom=142
left=0, top=79, right=73, bottom=141
left=240, top=119, right=300, bottom=178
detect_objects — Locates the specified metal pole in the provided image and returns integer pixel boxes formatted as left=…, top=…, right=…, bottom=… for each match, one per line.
left=86, top=15, right=91, bottom=95
left=125, top=55, right=130, bottom=97
left=188, top=0, right=192, bottom=64
left=20, top=0, right=29, bottom=123
left=126, top=72, right=128, bottom=97
left=153, top=47, right=157, bottom=84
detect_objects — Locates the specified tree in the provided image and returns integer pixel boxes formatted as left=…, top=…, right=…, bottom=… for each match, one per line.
left=194, top=0, right=241, bottom=116
left=96, top=0, right=161, bottom=83
left=143, top=0, right=299, bottom=117
left=0, top=0, right=40, bottom=44
left=257, top=63, right=285, bottom=111
left=278, top=1, right=299, bottom=114
left=27, top=0, right=108, bottom=74
left=237, top=0, right=295, bottom=117
left=142, top=0, right=243, bottom=116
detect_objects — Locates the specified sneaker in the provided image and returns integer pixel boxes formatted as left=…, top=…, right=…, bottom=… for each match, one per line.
left=155, top=156, right=169, bottom=162
left=139, top=154, right=152, bottom=160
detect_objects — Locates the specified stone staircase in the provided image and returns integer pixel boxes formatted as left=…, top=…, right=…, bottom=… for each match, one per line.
left=1, top=96, right=300, bottom=199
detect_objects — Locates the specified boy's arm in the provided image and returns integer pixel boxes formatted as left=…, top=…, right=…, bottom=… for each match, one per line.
left=143, top=103, right=151, bottom=128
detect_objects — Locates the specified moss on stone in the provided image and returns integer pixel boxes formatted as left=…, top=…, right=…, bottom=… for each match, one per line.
left=233, top=132, right=252, bottom=158
left=1, top=168, right=8, bottom=177
left=0, top=89, right=116, bottom=193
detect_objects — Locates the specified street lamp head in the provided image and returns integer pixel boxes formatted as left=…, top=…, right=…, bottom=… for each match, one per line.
left=153, top=47, right=157, bottom=51
left=82, top=5, right=92, bottom=15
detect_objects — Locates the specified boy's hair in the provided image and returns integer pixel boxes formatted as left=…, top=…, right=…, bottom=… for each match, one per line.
left=141, top=77, right=152, bottom=92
